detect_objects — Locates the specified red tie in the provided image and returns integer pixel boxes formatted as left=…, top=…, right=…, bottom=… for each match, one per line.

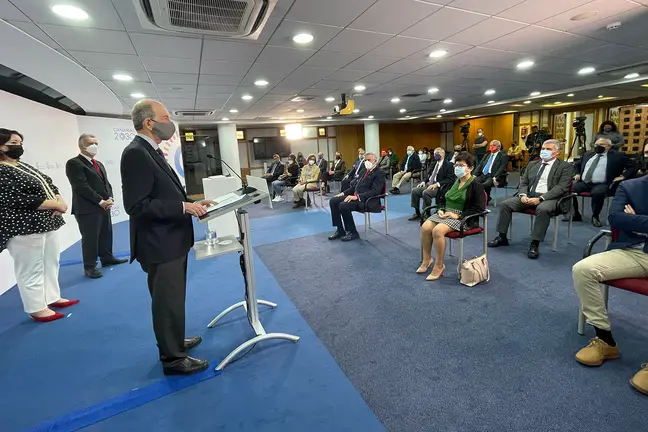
left=92, top=159, right=103, bottom=178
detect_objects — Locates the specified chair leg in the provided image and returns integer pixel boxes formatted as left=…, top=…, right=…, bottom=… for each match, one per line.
left=448, top=238, right=453, bottom=257
left=529, top=215, right=534, bottom=234
left=581, top=196, right=586, bottom=218
left=483, top=214, right=488, bottom=256
left=568, top=213, right=573, bottom=244
left=457, top=238, right=464, bottom=277
left=552, top=216, right=559, bottom=252
left=368, top=212, right=372, bottom=229
left=364, top=213, right=368, bottom=241
left=578, top=304, right=586, bottom=335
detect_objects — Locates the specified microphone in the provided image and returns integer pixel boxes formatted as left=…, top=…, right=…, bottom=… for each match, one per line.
left=206, top=154, right=256, bottom=194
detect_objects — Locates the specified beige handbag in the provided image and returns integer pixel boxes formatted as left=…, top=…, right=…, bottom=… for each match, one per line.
left=459, top=254, right=490, bottom=287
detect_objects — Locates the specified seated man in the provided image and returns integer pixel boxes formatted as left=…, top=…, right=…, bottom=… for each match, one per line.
left=327, top=151, right=347, bottom=188
left=341, top=148, right=366, bottom=191
left=474, top=140, right=509, bottom=202
left=488, top=139, right=572, bottom=259
left=262, top=154, right=284, bottom=196
left=390, top=145, right=421, bottom=194
left=316, top=151, right=328, bottom=194
left=291, top=154, right=320, bottom=208
left=447, top=145, right=463, bottom=164
left=569, top=137, right=638, bottom=227
left=572, top=176, right=648, bottom=396
left=328, top=152, right=386, bottom=242
left=408, top=147, right=454, bottom=221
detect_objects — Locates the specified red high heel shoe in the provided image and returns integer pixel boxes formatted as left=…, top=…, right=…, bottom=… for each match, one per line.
left=49, top=299, right=80, bottom=309
left=30, top=312, right=65, bottom=322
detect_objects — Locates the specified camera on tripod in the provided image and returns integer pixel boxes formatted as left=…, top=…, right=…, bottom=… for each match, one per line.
left=572, top=116, right=587, bottom=136
left=460, top=122, right=470, bottom=138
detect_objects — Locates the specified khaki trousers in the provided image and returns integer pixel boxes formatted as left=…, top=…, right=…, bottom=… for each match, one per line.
left=573, top=248, right=648, bottom=330
left=392, top=171, right=412, bottom=189
left=292, top=184, right=307, bottom=201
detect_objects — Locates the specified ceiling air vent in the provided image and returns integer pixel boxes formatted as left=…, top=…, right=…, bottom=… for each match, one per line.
left=173, top=110, right=215, bottom=117
left=136, top=0, right=276, bottom=39
left=401, top=93, right=424, bottom=98
left=420, top=98, right=444, bottom=103
left=290, top=95, right=317, bottom=102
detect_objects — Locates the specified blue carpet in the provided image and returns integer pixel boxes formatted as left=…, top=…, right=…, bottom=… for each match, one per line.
left=255, top=203, right=648, bottom=432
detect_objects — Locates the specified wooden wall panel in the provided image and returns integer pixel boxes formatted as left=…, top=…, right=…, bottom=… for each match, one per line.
left=379, top=123, right=441, bottom=156
left=336, top=124, right=364, bottom=162
left=453, top=114, right=514, bottom=151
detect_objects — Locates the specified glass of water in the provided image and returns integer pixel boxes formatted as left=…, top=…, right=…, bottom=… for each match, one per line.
left=205, top=229, right=218, bottom=246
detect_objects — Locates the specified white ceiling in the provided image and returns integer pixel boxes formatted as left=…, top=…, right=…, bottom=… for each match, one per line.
left=1, top=0, right=648, bottom=123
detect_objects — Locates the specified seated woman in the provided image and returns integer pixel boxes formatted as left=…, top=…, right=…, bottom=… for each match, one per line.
left=507, top=140, right=524, bottom=170
left=417, top=152, right=486, bottom=281
left=271, top=153, right=299, bottom=202
left=378, top=149, right=391, bottom=174
left=292, top=154, right=320, bottom=208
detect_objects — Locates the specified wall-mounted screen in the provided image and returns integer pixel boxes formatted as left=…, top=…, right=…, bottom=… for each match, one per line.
left=252, top=136, right=291, bottom=159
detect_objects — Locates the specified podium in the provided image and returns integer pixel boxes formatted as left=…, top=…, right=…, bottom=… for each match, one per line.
left=196, top=188, right=299, bottom=370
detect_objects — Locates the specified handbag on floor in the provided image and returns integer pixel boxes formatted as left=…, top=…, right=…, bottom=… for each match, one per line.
left=459, top=254, right=490, bottom=287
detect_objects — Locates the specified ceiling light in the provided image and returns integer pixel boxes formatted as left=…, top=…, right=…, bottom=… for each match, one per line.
left=279, top=117, right=285, bottom=120
left=464, top=115, right=470, bottom=118
left=285, top=123, right=303, bottom=140
left=523, top=100, right=531, bottom=104
left=51, top=4, right=89, bottom=20
left=530, top=91, right=541, bottom=96
left=624, top=72, right=639, bottom=79
left=130, top=92, right=145, bottom=98
left=516, top=60, right=534, bottom=69
left=487, top=100, right=495, bottom=104
left=567, top=93, right=575, bottom=97
left=242, top=94, right=253, bottom=100
left=443, top=98, right=452, bottom=104
left=293, top=33, right=314, bottom=44
left=391, top=97, right=400, bottom=103
left=296, top=109, right=304, bottom=113
left=428, top=87, right=439, bottom=94
left=221, top=117, right=229, bottom=121
left=484, top=89, right=496, bottom=95
left=642, top=84, right=648, bottom=88
left=399, top=108, right=407, bottom=113
left=570, top=11, right=599, bottom=21
left=326, top=116, right=332, bottom=120
left=429, top=50, right=447, bottom=58
left=325, top=97, right=336, bottom=102
left=440, top=109, right=446, bottom=112
left=254, top=79, right=269, bottom=86
left=578, top=66, right=595, bottom=75
left=554, top=101, right=562, bottom=105
left=353, top=109, right=360, bottom=113
left=354, top=85, right=366, bottom=92
left=229, top=109, right=238, bottom=113
left=436, top=115, right=442, bottom=118
left=368, top=115, right=374, bottom=119
left=597, top=95, right=604, bottom=98
left=112, top=73, right=133, bottom=82
left=405, top=116, right=411, bottom=118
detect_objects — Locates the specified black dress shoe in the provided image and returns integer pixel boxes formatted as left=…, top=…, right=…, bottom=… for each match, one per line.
left=487, top=235, right=509, bottom=248
left=528, top=243, right=540, bottom=259
left=84, top=268, right=103, bottom=278
left=328, top=230, right=344, bottom=240
left=408, top=213, right=421, bottom=221
left=592, top=216, right=602, bottom=227
left=341, top=231, right=360, bottom=242
left=101, top=257, right=128, bottom=266
left=184, top=336, right=202, bottom=351
left=163, top=356, right=209, bottom=376
left=391, top=188, right=400, bottom=194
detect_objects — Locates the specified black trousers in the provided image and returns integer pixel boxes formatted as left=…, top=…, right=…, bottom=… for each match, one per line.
left=411, top=186, right=438, bottom=213
left=141, top=254, right=188, bottom=367
left=476, top=175, right=495, bottom=198
left=330, top=195, right=360, bottom=234
left=572, top=181, right=608, bottom=218
left=75, top=212, right=114, bottom=270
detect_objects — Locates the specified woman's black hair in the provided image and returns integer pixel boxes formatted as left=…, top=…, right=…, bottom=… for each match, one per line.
left=0, top=128, right=23, bottom=145
left=454, top=151, right=474, bottom=168
left=599, top=120, right=618, bottom=133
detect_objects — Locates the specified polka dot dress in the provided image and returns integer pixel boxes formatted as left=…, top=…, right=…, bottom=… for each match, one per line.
left=0, top=162, right=65, bottom=252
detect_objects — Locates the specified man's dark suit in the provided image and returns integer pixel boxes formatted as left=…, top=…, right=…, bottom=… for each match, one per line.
left=572, top=150, right=638, bottom=218
left=330, top=167, right=386, bottom=234
left=121, top=135, right=193, bottom=367
left=65, top=155, right=115, bottom=270
left=410, top=158, right=454, bottom=214
left=496, top=158, right=573, bottom=241
left=608, top=176, right=648, bottom=252
left=474, top=150, right=509, bottom=199
left=341, top=158, right=366, bottom=191
left=329, top=158, right=347, bottom=181
left=264, top=161, right=284, bottom=183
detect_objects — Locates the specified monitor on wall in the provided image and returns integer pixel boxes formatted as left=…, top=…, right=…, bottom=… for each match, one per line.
left=252, top=136, right=291, bottom=159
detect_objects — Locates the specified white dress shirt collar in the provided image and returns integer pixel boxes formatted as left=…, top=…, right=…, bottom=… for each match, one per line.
left=137, top=133, right=159, bottom=150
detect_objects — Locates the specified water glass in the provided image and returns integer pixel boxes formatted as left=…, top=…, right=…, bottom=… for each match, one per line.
left=205, top=229, right=218, bottom=246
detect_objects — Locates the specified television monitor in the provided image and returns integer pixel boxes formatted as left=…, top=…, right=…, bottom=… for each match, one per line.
left=252, top=137, right=290, bottom=159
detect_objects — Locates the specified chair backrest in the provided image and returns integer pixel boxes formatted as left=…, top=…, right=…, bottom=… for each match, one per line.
left=611, top=227, right=620, bottom=242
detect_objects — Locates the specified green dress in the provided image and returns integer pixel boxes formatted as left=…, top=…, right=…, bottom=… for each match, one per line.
left=427, top=177, right=474, bottom=230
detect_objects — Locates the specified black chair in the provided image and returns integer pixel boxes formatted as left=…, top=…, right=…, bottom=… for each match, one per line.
left=355, top=184, right=388, bottom=240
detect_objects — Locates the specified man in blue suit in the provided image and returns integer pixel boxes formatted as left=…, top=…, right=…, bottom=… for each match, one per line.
left=572, top=176, right=648, bottom=395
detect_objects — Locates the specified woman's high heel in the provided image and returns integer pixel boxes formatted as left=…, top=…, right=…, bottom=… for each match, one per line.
left=49, top=299, right=80, bottom=309
left=426, top=265, right=445, bottom=281
left=30, top=312, right=65, bottom=322
left=416, top=260, right=433, bottom=274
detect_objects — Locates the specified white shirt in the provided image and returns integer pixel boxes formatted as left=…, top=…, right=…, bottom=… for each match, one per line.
left=583, top=152, right=608, bottom=184
left=534, top=158, right=556, bottom=195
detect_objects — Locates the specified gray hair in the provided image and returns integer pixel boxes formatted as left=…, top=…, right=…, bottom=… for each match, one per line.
left=407, top=145, right=415, bottom=151
left=78, top=133, right=95, bottom=147
left=434, top=146, right=445, bottom=154
left=596, top=137, right=612, bottom=146
left=131, top=99, right=155, bottom=131
left=491, top=139, right=502, bottom=149
left=543, top=139, right=562, bottom=150
left=365, top=152, right=376, bottom=160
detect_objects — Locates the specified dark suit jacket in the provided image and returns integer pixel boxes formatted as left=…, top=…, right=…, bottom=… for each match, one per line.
left=437, top=179, right=486, bottom=229
left=423, top=159, right=454, bottom=189
left=575, top=150, right=638, bottom=184
left=265, top=161, right=284, bottom=180
left=330, top=158, right=347, bottom=180
left=65, top=155, right=113, bottom=215
left=345, top=158, right=366, bottom=179
left=475, top=150, right=509, bottom=182
left=317, top=157, right=328, bottom=175
left=342, top=168, right=386, bottom=213
left=608, top=176, right=648, bottom=253
left=120, top=136, right=193, bottom=265
left=400, top=153, right=422, bottom=172
left=519, top=158, right=573, bottom=203
left=446, top=152, right=460, bottom=163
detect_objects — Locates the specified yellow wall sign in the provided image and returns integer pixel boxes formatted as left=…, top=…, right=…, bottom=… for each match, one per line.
left=280, top=129, right=286, bottom=137
left=236, top=130, right=245, bottom=140
left=185, top=132, right=194, bottom=141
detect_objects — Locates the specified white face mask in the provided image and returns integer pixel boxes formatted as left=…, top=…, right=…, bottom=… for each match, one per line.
left=86, top=144, right=98, bottom=156
left=308, top=159, right=315, bottom=166
left=364, top=161, right=373, bottom=170
left=419, top=153, right=427, bottom=161
left=478, top=132, right=483, bottom=136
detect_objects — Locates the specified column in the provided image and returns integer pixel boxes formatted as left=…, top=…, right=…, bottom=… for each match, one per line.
left=364, top=121, right=380, bottom=155
left=217, top=122, right=241, bottom=176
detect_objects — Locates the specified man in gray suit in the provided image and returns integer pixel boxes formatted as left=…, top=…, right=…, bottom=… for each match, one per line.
left=488, top=139, right=573, bottom=259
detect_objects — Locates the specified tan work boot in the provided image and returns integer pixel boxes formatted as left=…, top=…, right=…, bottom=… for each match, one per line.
left=575, top=337, right=620, bottom=366
left=630, top=363, right=648, bottom=395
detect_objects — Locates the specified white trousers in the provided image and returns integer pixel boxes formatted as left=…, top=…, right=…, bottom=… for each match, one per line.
left=6, top=232, right=62, bottom=314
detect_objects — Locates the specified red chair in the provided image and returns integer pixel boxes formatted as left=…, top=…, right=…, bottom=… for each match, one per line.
left=355, top=184, right=388, bottom=240
left=421, top=192, right=490, bottom=277
left=577, top=190, right=613, bottom=220
left=577, top=228, right=648, bottom=334
left=304, top=173, right=323, bottom=209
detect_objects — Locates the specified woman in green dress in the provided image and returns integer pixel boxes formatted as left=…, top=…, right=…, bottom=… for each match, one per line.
left=417, top=152, right=486, bottom=280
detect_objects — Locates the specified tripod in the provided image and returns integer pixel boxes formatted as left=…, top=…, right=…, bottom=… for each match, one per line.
left=567, top=132, right=587, bottom=161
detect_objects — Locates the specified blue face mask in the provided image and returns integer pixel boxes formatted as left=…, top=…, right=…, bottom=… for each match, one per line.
left=540, top=149, right=553, bottom=161
left=407, top=150, right=413, bottom=156
left=454, top=166, right=467, bottom=178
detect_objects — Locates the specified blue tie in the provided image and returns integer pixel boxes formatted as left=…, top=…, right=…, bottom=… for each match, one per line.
left=484, top=154, right=494, bottom=175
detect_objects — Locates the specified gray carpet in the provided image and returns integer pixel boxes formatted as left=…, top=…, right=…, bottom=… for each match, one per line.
left=255, top=207, right=648, bottom=432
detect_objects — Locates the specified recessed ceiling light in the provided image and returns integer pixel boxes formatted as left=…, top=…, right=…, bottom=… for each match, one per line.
left=487, top=100, right=495, bottom=104
left=443, top=98, right=452, bottom=104
left=516, top=60, right=534, bottom=69
left=51, top=4, right=88, bottom=20
left=254, top=79, right=269, bottom=86
left=391, top=97, right=400, bottom=103
left=242, top=94, right=253, bottom=100
left=354, top=85, right=366, bottom=92
left=368, top=115, right=374, bottom=119
left=325, top=97, right=336, bottom=102
left=597, top=95, right=604, bottom=98
left=112, top=73, right=133, bottom=82
left=296, top=109, right=305, bottom=113
left=222, top=117, right=229, bottom=121
left=405, top=115, right=411, bottom=118
left=279, top=117, right=285, bottom=120
left=130, top=92, right=145, bottom=98
left=399, top=108, right=407, bottom=113
left=567, top=93, right=575, bottom=97
left=353, top=109, right=360, bottom=113
left=465, top=115, right=470, bottom=118
left=484, top=89, right=496, bottom=95
left=570, top=11, right=599, bottom=21
left=293, top=33, right=314, bottom=44
left=578, top=66, right=596, bottom=75
left=326, top=116, right=332, bottom=120
left=554, top=101, right=562, bottom=105
left=429, top=50, right=447, bottom=58
left=229, top=109, right=238, bottom=113
left=440, top=109, right=446, bottom=112
left=530, top=91, right=541, bottom=96
left=523, top=100, right=531, bottom=104
left=428, top=87, right=439, bottom=94
left=436, top=115, right=442, bottom=118
left=624, top=72, right=639, bottom=79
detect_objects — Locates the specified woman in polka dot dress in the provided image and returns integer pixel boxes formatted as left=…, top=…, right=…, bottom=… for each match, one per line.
left=0, top=129, right=79, bottom=322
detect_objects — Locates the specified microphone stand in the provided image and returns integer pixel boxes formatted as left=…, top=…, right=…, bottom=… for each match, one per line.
left=207, top=154, right=256, bottom=194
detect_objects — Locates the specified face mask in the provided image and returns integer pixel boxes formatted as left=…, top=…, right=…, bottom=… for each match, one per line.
left=489, top=146, right=497, bottom=152
left=419, top=154, right=427, bottom=161
left=318, top=155, right=322, bottom=160
left=454, top=166, right=467, bottom=178
left=603, top=127, right=612, bottom=133
left=388, top=151, right=392, bottom=155
left=335, top=155, right=341, bottom=159
left=85, top=144, right=98, bottom=156
left=308, top=159, right=315, bottom=166
left=454, top=147, right=461, bottom=152
left=364, top=161, right=373, bottom=170
left=478, top=132, right=483, bottom=136
left=152, top=120, right=176, bottom=141
left=381, top=152, right=387, bottom=157
left=434, top=153, right=442, bottom=160
left=2, top=145, right=24, bottom=160
left=407, top=150, right=413, bottom=156
left=540, top=149, right=553, bottom=161
left=595, top=145, right=606, bottom=154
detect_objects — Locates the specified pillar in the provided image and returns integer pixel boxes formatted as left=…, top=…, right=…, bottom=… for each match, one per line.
left=364, top=121, right=380, bottom=156
left=217, top=123, right=241, bottom=177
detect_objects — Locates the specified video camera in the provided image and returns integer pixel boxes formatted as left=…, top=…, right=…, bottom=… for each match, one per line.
left=460, top=122, right=470, bottom=138
left=572, top=116, right=587, bottom=137
left=332, top=93, right=355, bottom=116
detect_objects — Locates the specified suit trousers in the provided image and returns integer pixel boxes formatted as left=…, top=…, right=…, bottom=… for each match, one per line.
left=573, top=248, right=648, bottom=330
left=75, top=211, right=114, bottom=269
left=476, top=175, right=494, bottom=198
left=330, top=195, right=360, bottom=234
left=572, top=181, right=608, bottom=217
left=6, top=231, right=61, bottom=314
left=141, top=254, right=188, bottom=367
left=411, top=186, right=438, bottom=213
left=497, top=196, right=559, bottom=242
left=392, top=171, right=412, bottom=189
